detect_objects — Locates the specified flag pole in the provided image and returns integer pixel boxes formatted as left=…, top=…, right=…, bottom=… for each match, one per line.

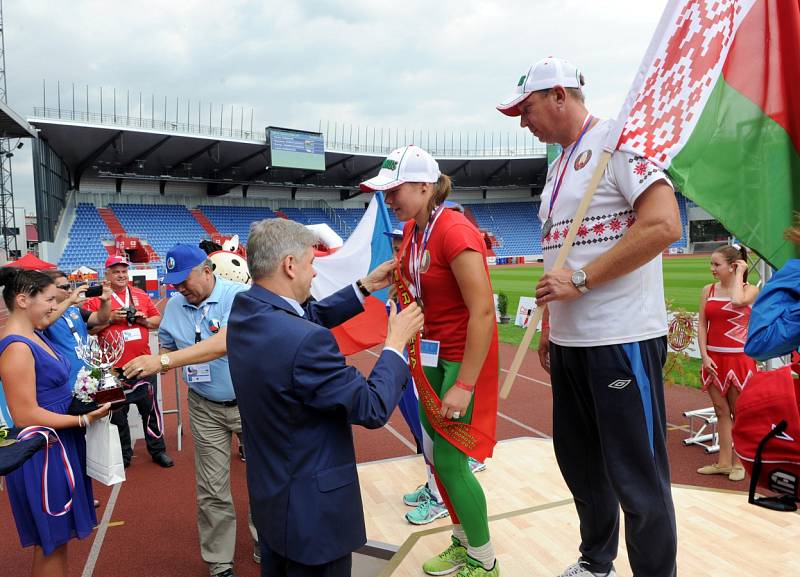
left=500, top=150, right=611, bottom=399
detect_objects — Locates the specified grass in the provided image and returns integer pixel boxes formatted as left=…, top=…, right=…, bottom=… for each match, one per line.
left=489, top=255, right=727, bottom=388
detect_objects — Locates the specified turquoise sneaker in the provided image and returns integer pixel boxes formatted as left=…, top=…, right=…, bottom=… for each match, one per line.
left=405, top=498, right=449, bottom=525
left=423, top=537, right=468, bottom=575
left=468, top=458, right=486, bottom=474
left=403, top=483, right=433, bottom=506
left=455, top=556, right=499, bottom=577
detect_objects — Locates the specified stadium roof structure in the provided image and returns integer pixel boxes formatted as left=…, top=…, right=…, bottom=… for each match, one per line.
left=0, top=100, right=37, bottom=139
left=29, top=114, right=548, bottom=199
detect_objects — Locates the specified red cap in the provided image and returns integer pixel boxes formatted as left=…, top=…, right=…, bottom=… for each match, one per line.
left=105, top=255, right=129, bottom=269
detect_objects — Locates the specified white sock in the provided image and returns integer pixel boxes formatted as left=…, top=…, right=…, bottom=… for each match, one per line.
left=452, top=525, right=468, bottom=547
left=468, top=541, right=495, bottom=571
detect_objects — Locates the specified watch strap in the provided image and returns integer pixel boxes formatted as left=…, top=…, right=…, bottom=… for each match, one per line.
left=356, top=279, right=371, bottom=297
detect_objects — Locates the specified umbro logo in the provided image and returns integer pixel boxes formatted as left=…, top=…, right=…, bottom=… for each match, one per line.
left=608, top=379, right=631, bottom=390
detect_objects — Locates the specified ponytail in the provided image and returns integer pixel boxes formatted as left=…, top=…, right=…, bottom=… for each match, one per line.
left=713, top=244, right=749, bottom=284
left=426, top=173, right=453, bottom=214
left=0, top=267, right=54, bottom=310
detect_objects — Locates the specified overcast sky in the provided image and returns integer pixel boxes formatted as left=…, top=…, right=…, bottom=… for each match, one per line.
left=5, top=0, right=668, bottom=214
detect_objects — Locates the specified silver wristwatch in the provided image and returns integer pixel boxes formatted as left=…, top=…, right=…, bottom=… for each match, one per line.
left=571, top=269, right=589, bottom=294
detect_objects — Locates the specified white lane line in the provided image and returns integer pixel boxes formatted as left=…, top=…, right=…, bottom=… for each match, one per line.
left=384, top=423, right=418, bottom=453
left=501, top=367, right=551, bottom=387
left=361, top=349, right=420, bottom=452
left=81, top=481, right=122, bottom=577
left=363, top=349, right=686, bottom=436
left=498, top=411, right=551, bottom=439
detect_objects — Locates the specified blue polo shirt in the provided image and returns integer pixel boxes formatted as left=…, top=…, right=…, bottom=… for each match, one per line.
left=43, top=306, right=90, bottom=389
left=159, top=276, right=248, bottom=401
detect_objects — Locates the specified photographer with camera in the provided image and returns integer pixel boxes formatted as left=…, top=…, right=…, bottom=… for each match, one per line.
left=84, top=255, right=173, bottom=469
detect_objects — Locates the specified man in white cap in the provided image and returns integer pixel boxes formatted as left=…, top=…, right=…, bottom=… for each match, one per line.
left=498, top=58, right=681, bottom=577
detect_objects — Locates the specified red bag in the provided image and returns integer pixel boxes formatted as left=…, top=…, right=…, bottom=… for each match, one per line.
left=732, top=366, right=800, bottom=511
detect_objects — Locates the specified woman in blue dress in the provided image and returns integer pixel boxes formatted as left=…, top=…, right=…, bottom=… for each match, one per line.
left=0, top=268, right=109, bottom=577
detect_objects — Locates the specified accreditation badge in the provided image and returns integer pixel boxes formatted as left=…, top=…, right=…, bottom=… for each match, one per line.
left=420, top=339, right=440, bottom=367
left=121, top=328, right=142, bottom=342
left=184, top=364, right=212, bottom=384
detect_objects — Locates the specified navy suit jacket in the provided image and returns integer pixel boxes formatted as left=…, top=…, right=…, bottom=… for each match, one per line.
left=227, top=283, right=409, bottom=564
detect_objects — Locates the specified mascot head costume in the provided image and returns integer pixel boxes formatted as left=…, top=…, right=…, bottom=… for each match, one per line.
left=199, top=235, right=251, bottom=284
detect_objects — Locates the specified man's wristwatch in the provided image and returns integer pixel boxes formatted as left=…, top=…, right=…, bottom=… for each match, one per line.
left=571, top=269, right=589, bottom=294
left=159, top=354, right=171, bottom=373
left=356, top=279, right=371, bottom=297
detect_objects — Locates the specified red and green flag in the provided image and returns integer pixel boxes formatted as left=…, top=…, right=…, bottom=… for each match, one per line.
left=607, top=0, right=800, bottom=268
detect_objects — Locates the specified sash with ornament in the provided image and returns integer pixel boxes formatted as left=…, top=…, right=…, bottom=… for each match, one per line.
left=394, top=231, right=497, bottom=462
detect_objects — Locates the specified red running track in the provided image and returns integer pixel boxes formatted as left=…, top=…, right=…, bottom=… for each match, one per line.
left=0, top=342, right=738, bottom=577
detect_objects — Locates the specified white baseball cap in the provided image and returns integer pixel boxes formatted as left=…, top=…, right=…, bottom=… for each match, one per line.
left=497, top=57, right=584, bottom=117
left=359, top=145, right=441, bottom=192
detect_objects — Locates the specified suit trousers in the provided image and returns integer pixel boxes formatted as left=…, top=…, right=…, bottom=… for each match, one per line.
left=260, top=541, right=352, bottom=577
left=188, top=389, right=258, bottom=576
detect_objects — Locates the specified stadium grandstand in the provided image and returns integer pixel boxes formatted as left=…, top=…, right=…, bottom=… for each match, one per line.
left=29, top=85, right=690, bottom=277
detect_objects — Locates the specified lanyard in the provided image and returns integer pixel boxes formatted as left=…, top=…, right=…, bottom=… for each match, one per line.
left=111, top=287, right=130, bottom=309
left=194, top=305, right=211, bottom=344
left=63, top=311, right=83, bottom=346
left=543, top=114, right=594, bottom=236
left=410, top=204, right=446, bottom=305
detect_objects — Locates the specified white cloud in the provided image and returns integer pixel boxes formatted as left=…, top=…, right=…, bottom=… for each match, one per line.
left=4, top=0, right=669, bottom=213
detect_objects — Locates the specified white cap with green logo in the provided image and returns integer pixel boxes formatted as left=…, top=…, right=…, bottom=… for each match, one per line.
left=359, top=145, right=440, bottom=192
left=497, top=56, right=583, bottom=117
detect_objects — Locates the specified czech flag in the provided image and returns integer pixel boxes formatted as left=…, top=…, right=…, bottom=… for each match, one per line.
left=311, top=193, right=394, bottom=355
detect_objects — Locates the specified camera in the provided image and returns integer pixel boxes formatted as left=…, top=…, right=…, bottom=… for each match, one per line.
left=84, top=284, right=103, bottom=298
left=123, top=306, right=138, bottom=325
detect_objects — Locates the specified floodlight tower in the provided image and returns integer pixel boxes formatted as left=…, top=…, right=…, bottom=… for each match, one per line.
left=0, top=0, right=19, bottom=260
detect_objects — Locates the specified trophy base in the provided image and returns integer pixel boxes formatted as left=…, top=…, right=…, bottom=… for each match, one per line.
left=94, top=387, right=127, bottom=405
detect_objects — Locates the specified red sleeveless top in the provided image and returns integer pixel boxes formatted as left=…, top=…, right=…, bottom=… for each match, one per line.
left=704, top=283, right=752, bottom=353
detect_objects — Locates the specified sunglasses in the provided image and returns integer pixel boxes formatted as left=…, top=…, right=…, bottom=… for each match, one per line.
left=56, top=284, right=71, bottom=290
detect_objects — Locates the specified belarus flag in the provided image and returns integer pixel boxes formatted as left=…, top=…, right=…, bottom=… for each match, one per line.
left=608, top=0, right=800, bottom=268
left=311, top=192, right=394, bottom=355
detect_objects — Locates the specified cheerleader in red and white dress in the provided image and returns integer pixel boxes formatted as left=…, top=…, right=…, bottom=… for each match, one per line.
left=697, top=245, right=759, bottom=481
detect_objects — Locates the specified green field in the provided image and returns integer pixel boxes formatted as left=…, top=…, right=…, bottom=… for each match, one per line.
left=488, top=255, right=745, bottom=388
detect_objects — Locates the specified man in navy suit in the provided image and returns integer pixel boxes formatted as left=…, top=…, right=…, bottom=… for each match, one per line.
left=227, top=218, right=424, bottom=577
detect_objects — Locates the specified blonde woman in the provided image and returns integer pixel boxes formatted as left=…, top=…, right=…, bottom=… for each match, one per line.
left=361, top=145, right=499, bottom=577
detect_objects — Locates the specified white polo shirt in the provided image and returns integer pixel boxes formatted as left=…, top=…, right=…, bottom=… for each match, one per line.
left=540, top=118, right=671, bottom=347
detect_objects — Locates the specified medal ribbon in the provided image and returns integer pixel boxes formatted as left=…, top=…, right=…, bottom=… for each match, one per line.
left=545, top=114, right=594, bottom=229
left=16, top=426, right=76, bottom=517
left=410, top=204, right=446, bottom=305
left=119, top=378, right=164, bottom=439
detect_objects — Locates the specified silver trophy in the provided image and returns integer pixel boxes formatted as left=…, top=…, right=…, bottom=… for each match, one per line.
left=77, top=332, right=127, bottom=404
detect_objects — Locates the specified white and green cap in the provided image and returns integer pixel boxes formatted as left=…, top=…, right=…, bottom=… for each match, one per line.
left=359, top=145, right=440, bottom=192
left=497, top=57, right=583, bottom=117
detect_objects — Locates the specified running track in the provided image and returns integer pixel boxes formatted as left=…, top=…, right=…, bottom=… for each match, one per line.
left=0, top=338, right=736, bottom=577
